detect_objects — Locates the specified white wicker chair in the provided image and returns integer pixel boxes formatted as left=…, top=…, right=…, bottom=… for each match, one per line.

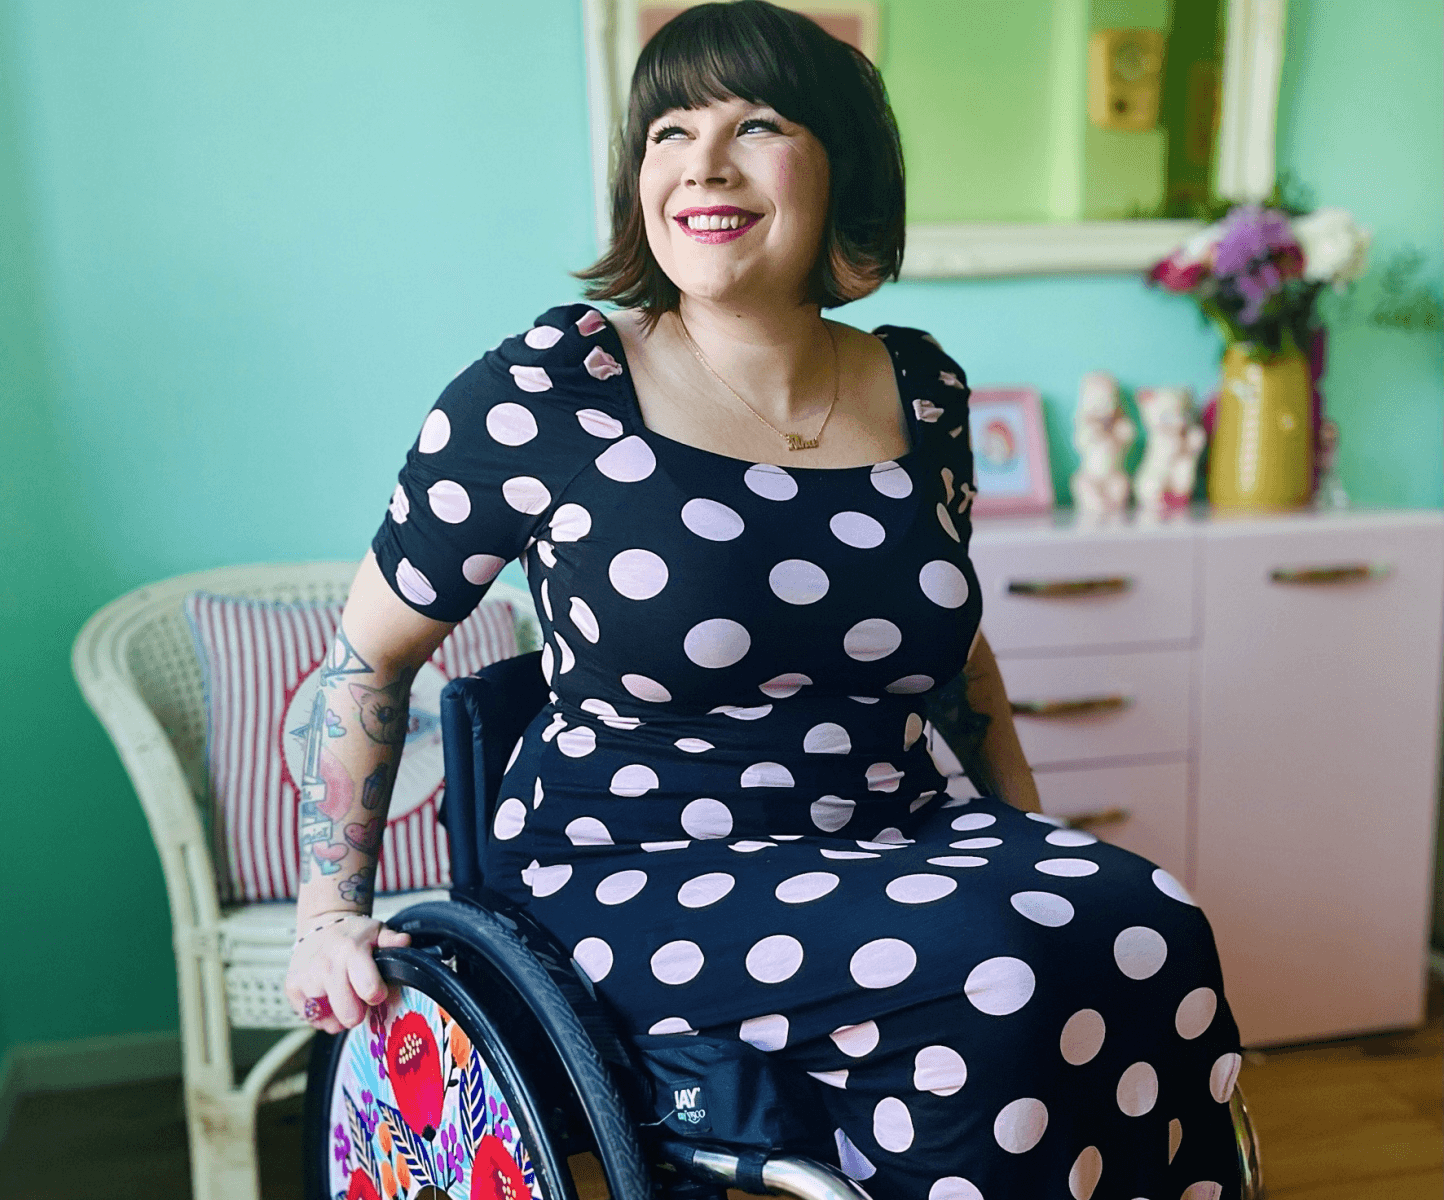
left=71, top=561, right=538, bottom=1200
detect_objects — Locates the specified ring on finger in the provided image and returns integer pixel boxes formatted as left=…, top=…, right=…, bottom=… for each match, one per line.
left=303, top=995, right=334, bottom=1022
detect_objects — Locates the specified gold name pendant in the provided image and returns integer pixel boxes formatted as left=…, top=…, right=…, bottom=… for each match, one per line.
left=786, top=433, right=820, bottom=451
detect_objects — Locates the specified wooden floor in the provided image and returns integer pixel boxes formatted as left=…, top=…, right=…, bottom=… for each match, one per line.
left=3, top=982, right=1438, bottom=1199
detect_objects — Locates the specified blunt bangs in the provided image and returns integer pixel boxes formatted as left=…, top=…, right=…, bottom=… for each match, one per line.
left=578, top=0, right=905, bottom=320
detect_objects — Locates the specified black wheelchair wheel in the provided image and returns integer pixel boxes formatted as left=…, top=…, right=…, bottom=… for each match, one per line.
left=304, top=946, right=579, bottom=1200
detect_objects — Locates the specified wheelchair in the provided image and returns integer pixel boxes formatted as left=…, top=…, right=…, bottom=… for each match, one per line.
left=304, top=651, right=1264, bottom=1200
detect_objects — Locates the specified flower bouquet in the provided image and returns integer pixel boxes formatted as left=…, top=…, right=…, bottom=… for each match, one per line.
left=1147, top=200, right=1371, bottom=509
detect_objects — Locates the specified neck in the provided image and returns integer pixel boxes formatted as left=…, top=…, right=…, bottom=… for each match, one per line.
left=674, top=294, right=834, bottom=426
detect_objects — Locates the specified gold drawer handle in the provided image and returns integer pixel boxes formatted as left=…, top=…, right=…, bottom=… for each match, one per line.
left=1062, top=807, right=1131, bottom=831
left=1011, top=695, right=1131, bottom=718
left=1007, top=576, right=1132, bottom=598
left=1270, top=563, right=1389, bottom=586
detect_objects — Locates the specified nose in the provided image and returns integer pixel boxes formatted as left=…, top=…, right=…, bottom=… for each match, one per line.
left=682, top=126, right=737, bottom=189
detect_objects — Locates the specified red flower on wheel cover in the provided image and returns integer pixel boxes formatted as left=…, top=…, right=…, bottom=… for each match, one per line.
left=384, top=1011, right=445, bottom=1139
left=346, top=1168, right=381, bottom=1200
left=471, top=1133, right=530, bottom=1200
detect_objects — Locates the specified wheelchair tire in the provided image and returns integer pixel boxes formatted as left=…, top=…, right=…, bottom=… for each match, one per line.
left=304, top=946, right=578, bottom=1200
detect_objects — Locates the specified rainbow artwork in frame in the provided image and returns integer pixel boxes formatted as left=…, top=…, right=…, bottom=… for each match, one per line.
left=968, top=387, right=1055, bottom=516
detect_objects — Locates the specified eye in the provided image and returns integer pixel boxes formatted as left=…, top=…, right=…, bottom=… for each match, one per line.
left=738, top=117, right=782, bottom=135
left=649, top=124, right=687, bottom=143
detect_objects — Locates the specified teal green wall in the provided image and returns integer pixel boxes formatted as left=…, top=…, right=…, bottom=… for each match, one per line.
left=0, top=0, right=1438, bottom=1058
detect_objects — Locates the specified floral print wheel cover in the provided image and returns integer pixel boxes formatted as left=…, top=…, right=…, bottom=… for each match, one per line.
left=328, top=985, right=540, bottom=1200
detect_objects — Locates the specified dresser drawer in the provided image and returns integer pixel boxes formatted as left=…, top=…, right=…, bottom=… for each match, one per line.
left=1035, top=759, right=1189, bottom=884
left=996, top=648, right=1193, bottom=767
left=971, top=528, right=1197, bottom=653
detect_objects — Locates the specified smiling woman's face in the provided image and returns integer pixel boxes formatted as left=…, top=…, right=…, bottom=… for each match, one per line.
left=638, top=95, right=831, bottom=311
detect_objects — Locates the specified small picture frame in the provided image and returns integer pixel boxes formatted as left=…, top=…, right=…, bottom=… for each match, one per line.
left=968, top=387, right=1055, bottom=516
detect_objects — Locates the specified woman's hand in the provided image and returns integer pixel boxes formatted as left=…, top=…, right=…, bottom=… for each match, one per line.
left=285, top=911, right=412, bottom=1034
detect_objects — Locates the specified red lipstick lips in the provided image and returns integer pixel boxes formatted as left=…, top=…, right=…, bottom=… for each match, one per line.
left=674, top=205, right=762, bottom=244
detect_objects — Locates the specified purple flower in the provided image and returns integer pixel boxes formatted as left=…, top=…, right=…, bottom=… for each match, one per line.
left=333, top=1121, right=352, bottom=1166
left=1214, top=205, right=1299, bottom=277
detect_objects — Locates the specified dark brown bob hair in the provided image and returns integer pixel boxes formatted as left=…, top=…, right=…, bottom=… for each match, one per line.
left=578, top=0, right=905, bottom=320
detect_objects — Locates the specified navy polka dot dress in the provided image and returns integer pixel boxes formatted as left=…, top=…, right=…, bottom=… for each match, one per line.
left=372, top=303, right=1243, bottom=1200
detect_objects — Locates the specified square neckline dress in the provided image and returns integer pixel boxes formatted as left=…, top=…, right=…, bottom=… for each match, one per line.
left=371, top=303, right=1244, bottom=1200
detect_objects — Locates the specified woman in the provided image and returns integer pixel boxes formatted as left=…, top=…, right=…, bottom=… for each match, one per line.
left=286, top=4, right=1242, bottom=1197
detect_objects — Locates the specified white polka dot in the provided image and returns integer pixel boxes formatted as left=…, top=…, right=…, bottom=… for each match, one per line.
left=927, top=856, right=989, bottom=868
left=993, top=1098, right=1048, bottom=1154
left=486, top=401, right=539, bottom=446
left=776, top=872, right=840, bottom=905
left=509, top=364, right=552, bottom=393
left=555, top=633, right=577, bottom=675
left=914, top=397, right=944, bottom=422
left=886, top=674, right=935, bottom=694
left=562, top=597, right=597, bottom=644
left=389, top=484, right=410, bottom=524
left=952, top=813, right=996, bottom=831
left=1060, top=1010, right=1106, bottom=1065
left=937, top=503, right=961, bottom=542
left=810, top=796, right=855, bottom=831
left=505, top=736, right=524, bottom=772
left=914, top=1046, right=967, bottom=1095
left=730, top=839, right=776, bottom=852
left=502, top=476, right=551, bottom=514
left=741, top=761, right=794, bottom=787
left=1181, top=1182, right=1223, bottom=1200
left=928, top=1178, right=982, bottom=1200
left=674, top=737, right=713, bottom=753
left=595, top=870, right=648, bottom=906
left=576, top=308, right=607, bottom=336
left=524, top=324, right=563, bottom=349
left=870, top=461, right=913, bottom=498
left=651, top=939, right=704, bottom=984
left=739, top=1013, right=789, bottom=1052
left=812, top=1068, right=849, bottom=1089
left=426, top=479, right=471, bottom=524
left=850, top=939, right=917, bottom=989
left=622, top=673, right=672, bottom=703
left=572, top=937, right=612, bottom=982
left=919, top=560, right=969, bottom=608
left=844, top=618, right=902, bottom=661
left=540, top=643, right=555, bottom=683
left=681, top=497, right=745, bottom=540
left=1153, top=867, right=1198, bottom=905
left=804, top=723, right=852, bottom=754
left=555, top=726, right=596, bottom=757
left=830, top=511, right=885, bottom=548
left=903, top=712, right=924, bottom=750
left=945, top=775, right=979, bottom=800
left=550, top=503, right=592, bottom=542
left=952, top=837, right=1002, bottom=850
left=1169, top=1118, right=1183, bottom=1162
left=1117, top=1062, right=1158, bottom=1117
left=462, top=554, right=504, bottom=586
left=828, top=1022, right=879, bottom=1060
left=595, top=435, right=655, bottom=482
left=648, top=1017, right=696, bottom=1035
left=532, top=777, right=544, bottom=808
left=536, top=540, right=557, bottom=567
left=1209, top=1052, right=1242, bottom=1103
left=834, top=1129, right=875, bottom=1181
left=678, top=872, right=735, bottom=908
left=609, top=764, right=658, bottom=797
left=823, top=849, right=881, bottom=860
left=746, top=934, right=804, bottom=983
left=1068, top=1146, right=1102, bottom=1199
left=681, top=798, right=733, bottom=839
left=760, top=672, right=812, bottom=698
left=564, top=817, right=612, bottom=846
left=1036, top=858, right=1099, bottom=877
left=744, top=462, right=797, bottom=500
left=492, top=797, right=526, bottom=840
left=609, top=548, right=668, bottom=599
left=1045, top=828, right=1098, bottom=847
left=523, top=861, right=572, bottom=897
left=1114, top=927, right=1168, bottom=980
left=584, top=345, right=623, bottom=379
left=641, top=840, right=690, bottom=852
left=711, top=703, right=772, bottom=720
left=965, top=957, right=1035, bottom=1016
left=1027, top=812, right=1067, bottom=826
left=418, top=409, right=451, bottom=453
left=866, top=762, right=903, bottom=792
left=577, top=407, right=624, bottom=438
left=886, top=874, right=957, bottom=904
left=1010, top=891, right=1075, bottom=927
left=765, top=558, right=829, bottom=606
left=861, top=827, right=912, bottom=847
left=395, top=559, right=437, bottom=607
left=684, top=618, right=750, bottom=668
left=1176, top=987, right=1219, bottom=1040
left=873, top=1097, right=914, bottom=1153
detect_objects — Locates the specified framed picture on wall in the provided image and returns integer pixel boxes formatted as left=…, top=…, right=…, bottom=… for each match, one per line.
left=968, top=387, right=1055, bottom=516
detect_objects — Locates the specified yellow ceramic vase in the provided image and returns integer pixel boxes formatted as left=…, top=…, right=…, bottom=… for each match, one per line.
left=1208, top=340, right=1314, bottom=510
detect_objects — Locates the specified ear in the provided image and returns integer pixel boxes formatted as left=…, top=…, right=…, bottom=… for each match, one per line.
left=348, top=682, right=373, bottom=707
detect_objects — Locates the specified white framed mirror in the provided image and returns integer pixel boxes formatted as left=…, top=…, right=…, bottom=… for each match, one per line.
left=582, top=0, right=1286, bottom=277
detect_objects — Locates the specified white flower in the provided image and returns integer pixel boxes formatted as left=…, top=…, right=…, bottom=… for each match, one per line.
left=1291, top=207, right=1371, bottom=289
left=1174, top=221, right=1226, bottom=266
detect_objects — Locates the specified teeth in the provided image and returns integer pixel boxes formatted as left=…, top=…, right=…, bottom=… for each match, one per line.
left=687, top=213, right=746, bottom=231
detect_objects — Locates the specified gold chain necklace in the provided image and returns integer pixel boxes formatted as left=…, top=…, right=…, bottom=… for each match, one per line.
left=675, top=312, right=839, bottom=451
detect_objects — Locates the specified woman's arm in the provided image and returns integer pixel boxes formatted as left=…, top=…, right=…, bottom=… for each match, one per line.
left=284, top=551, right=455, bottom=1031
left=959, top=633, right=1041, bottom=813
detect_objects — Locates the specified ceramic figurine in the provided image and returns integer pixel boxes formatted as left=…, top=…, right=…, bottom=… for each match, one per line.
left=1071, top=371, right=1134, bottom=515
left=1134, top=385, right=1206, bottom=511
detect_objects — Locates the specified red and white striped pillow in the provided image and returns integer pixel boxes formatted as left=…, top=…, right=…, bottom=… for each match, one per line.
left=184, top=592, right=519, bottom=902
